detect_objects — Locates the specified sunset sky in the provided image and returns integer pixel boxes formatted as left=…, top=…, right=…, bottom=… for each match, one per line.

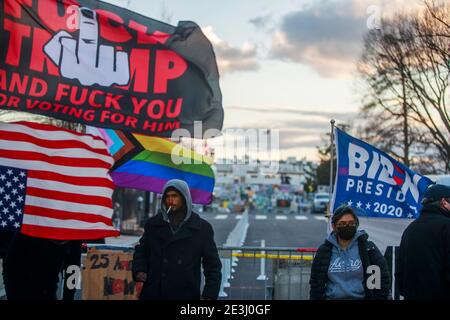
left=104, top=0, right=429, bottom=161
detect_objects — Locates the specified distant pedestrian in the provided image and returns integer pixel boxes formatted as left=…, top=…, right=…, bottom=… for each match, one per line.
left=132, top=179, right=222, bottom=300
left=397, top=184, right=450, bottom=299
left=310, top=205, right=391, bottom=300
left=290, top=197, right=298, bottom=214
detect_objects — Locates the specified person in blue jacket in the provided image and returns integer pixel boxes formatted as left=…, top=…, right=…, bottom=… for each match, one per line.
left=310, top=205, right=391, bottom=300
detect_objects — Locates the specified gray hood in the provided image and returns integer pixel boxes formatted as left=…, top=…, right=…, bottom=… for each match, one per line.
left=160, top=179, right=193, bottom=224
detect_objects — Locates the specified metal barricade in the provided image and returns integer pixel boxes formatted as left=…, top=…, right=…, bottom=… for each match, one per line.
left=217, top=246, right=317, bottom=300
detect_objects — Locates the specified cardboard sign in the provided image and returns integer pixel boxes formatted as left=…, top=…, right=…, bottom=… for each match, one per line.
left=82, top=248, right=142, bottom=300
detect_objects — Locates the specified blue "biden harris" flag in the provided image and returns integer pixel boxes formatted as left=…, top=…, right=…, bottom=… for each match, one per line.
left=330, top=128, right=433, bottom=219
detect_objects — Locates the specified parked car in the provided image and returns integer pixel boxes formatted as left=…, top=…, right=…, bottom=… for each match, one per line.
left=311, top=193, right=330, bottom=213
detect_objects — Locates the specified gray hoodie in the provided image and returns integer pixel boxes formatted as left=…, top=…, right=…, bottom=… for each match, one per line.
left=160, top=179, right=193, bottom=233
left=325, top=229, right=367, bottom=300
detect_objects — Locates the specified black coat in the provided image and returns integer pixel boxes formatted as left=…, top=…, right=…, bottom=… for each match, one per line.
left=0, top=230, right=16, bottom=259
left=3, top=233, right=67, bottom=300
left=310, top=233, right=391, bottom=300
left=132, top=212, right=222, bottom=300
left=396, top=205, right=450, bottom=299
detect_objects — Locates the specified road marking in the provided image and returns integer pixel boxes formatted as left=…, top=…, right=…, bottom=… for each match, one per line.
left=255, top=215, right=267, bottom=220
left=295, top=215, right=308, bottom=220
left=215, top=214, right=228, bottom=220
left=314, top=216, right=327, bottom=221
left=235, top=215, right=242, bottom=220
left=275, top=215, right=287, bottom=220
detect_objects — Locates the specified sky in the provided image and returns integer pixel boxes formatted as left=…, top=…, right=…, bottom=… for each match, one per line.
left=103, top=0, right=430, bottom=162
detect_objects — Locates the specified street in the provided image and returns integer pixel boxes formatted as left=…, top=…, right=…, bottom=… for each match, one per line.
left=202, top=208, right=412, bottom=251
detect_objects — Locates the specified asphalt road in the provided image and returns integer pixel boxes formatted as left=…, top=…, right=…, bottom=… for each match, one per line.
left=200, top=208, right=328, bottom=300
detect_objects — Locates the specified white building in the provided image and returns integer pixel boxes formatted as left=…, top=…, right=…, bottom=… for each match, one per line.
left=213, top=157, right=306, bottom=192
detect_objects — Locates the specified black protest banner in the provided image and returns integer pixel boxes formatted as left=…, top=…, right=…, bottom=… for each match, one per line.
left=0, top=0, right=223, bottom=137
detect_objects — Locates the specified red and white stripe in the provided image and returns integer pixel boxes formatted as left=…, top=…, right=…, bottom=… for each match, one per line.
left=0, top=121, right=119, bottom=240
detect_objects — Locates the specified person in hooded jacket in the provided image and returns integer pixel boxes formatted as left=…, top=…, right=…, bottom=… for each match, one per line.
left=310, top=205, right=391, bottom=300
left=396, top=184, right=450, bottom=299
left=132, top=179, right=222, bottom=300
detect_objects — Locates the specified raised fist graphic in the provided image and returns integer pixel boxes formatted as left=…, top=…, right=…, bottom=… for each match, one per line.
left=44, top=7, right=130, bottom=87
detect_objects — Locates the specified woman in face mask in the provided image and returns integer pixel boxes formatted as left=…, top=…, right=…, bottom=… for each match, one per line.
left=309, top=206, right=391, bottom=300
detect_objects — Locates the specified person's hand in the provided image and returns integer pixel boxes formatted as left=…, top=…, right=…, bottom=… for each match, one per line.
left=136, top=272, right=147, bottom=282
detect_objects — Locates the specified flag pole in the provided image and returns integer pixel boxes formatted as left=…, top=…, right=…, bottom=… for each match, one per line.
left=327, top=119, right=335, bottom=233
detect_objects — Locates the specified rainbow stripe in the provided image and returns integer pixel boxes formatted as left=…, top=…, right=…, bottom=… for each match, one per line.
left=106, top=133, right=215, bottom=205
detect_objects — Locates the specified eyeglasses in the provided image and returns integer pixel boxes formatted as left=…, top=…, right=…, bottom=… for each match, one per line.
left=335, top=222, right=357, bottom=228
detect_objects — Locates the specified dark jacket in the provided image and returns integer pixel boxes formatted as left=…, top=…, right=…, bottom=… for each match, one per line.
left=0, top=230, right=16, bottom=259
left=310, top=232, right=391, bottom=300
left=396, top=204, right=450, bottom=299
left=132, top=180, right=222, bottom=300
left=3, top=233, right=67, bottom=300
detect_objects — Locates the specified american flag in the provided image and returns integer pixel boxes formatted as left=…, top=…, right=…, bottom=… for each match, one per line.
left=0, top=166, right=26, bottom=231
left=0, top=121, right=120, bottom=240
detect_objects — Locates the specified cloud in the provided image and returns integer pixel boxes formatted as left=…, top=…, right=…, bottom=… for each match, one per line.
left=223, top=122, right=331, bottom=150
left=279, top=131, right=324, bottom=149
left=275, top=119, right=331, bottom=131
left=229, top=119, right=331, bottom=131
left=215, top=127, right=324, bottom=152
left=268, top=0, right=422, bottom=78
left=249, top=14, right=273, bottom=30
left=222, top=107, right=356, bottom=151
left=269, top=0, right=366, bottom=78
left=226, top=106, right=356, bottom=121
left=202, top=26, right=260, bottom=74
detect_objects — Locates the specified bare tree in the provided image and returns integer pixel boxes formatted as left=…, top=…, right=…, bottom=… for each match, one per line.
left=358, top=13, right=417, bottom=167
left=403, top=3, right=450, bottom=171
left=358, top=2, right=449, bottom=173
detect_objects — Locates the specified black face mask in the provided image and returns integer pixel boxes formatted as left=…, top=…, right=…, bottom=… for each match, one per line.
left=336, top=226, right=357, bottom=240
